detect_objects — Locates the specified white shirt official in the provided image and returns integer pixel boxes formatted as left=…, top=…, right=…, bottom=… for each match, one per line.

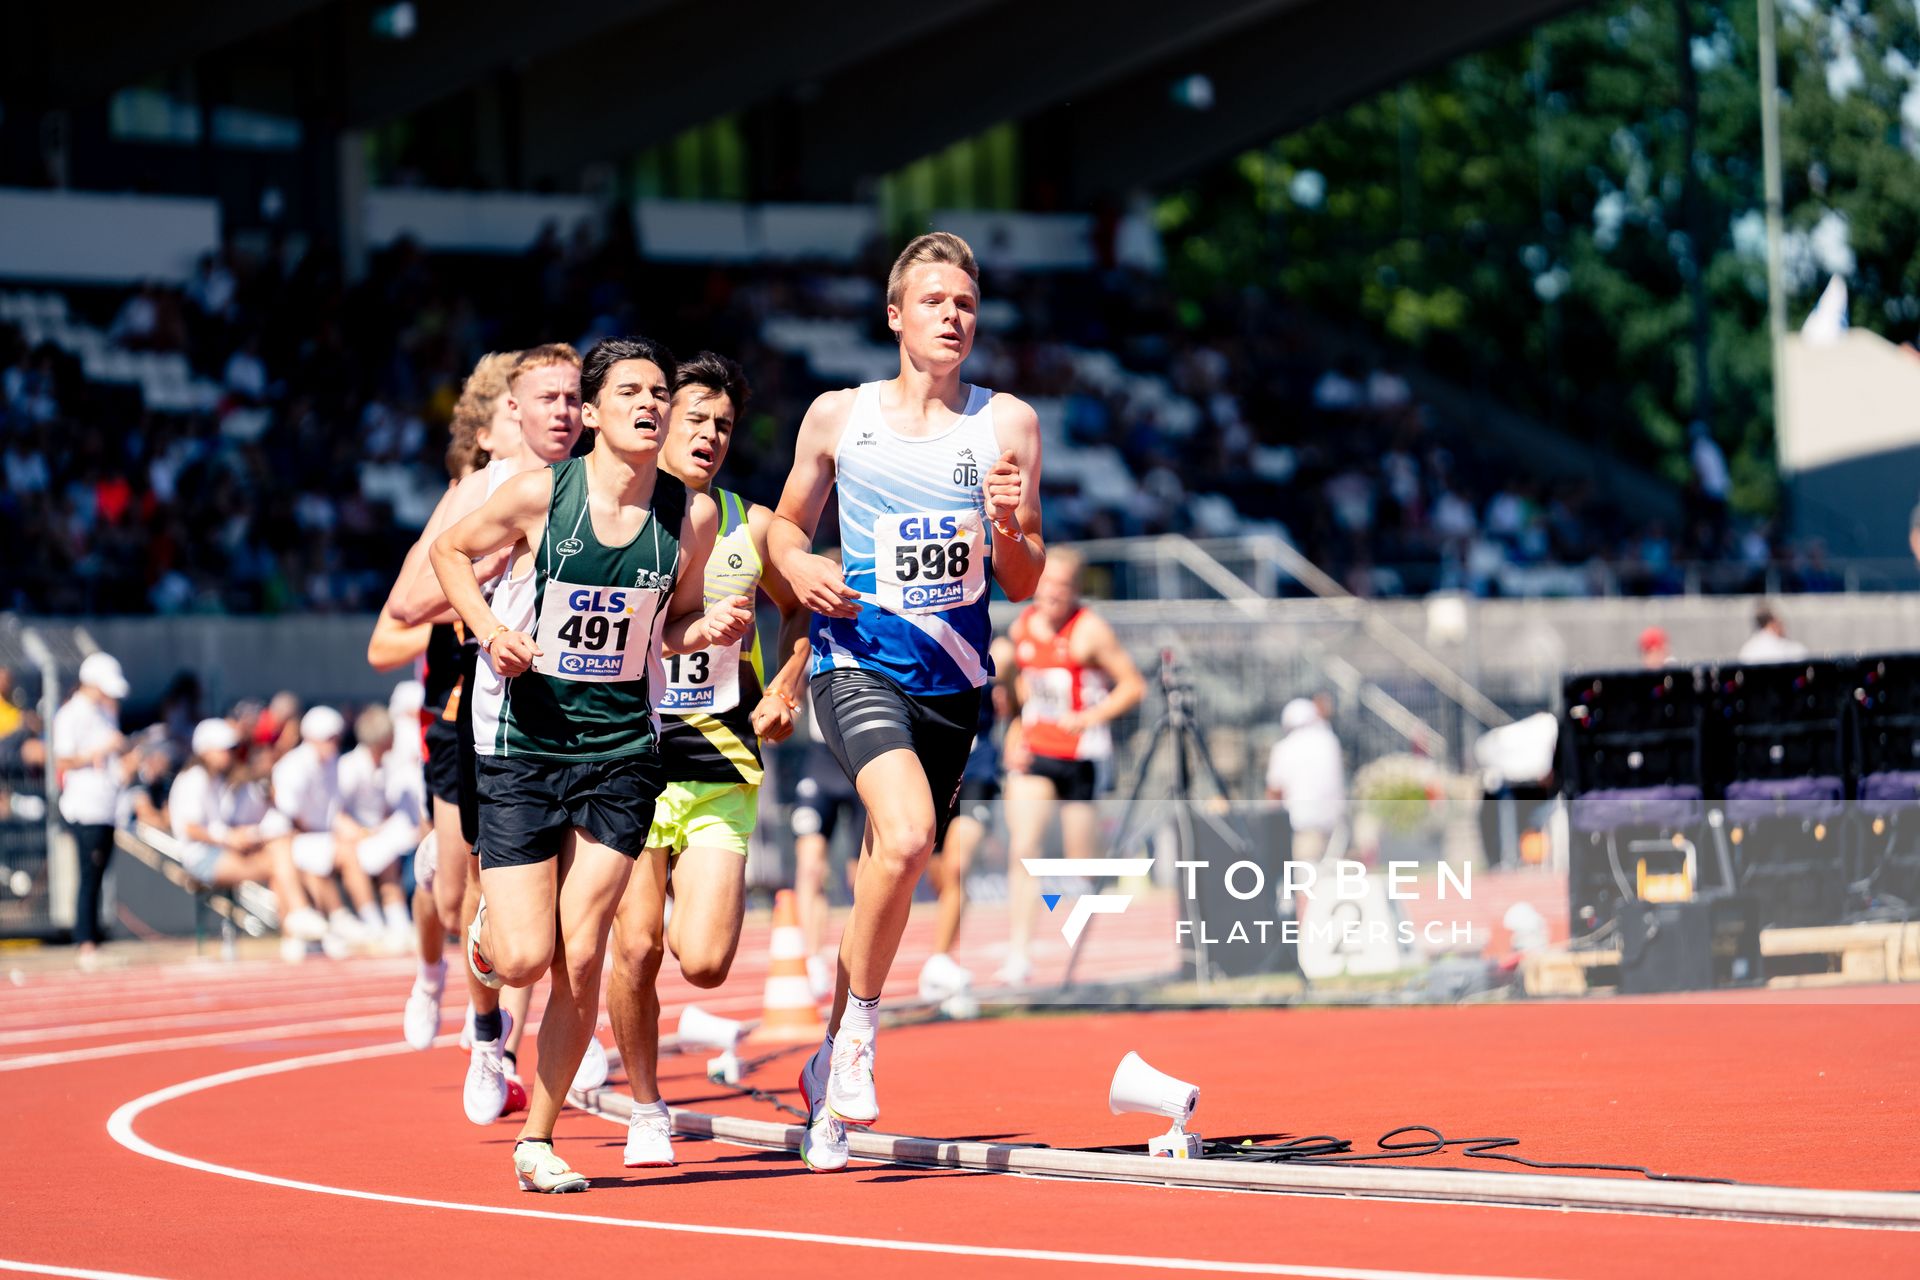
left=1266, top=721, right=1347, bottom=835
left=53, top=696, right=122, bottom=825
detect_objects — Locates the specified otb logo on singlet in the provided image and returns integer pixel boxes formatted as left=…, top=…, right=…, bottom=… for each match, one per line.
left=952, top=447, right=979, bottom=488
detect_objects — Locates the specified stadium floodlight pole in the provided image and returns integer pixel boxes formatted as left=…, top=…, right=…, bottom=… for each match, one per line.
left=1757, top=0, right=1789, bottom=461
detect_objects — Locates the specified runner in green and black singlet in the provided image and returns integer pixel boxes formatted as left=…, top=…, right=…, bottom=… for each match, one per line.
left=468, top=454, right=684, bottom=763
left=429, top=336, right=755, bottom=1194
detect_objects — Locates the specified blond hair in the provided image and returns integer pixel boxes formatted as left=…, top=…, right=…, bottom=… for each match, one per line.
left=449, top=350, right=518, bottom=475
left=886, top=232, right=979, bottom=308
left=508, top=342, right=582, bottom=388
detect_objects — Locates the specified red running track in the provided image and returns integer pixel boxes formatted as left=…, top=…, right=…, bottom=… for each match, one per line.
left=2, top=906, right=1918, bottom=1279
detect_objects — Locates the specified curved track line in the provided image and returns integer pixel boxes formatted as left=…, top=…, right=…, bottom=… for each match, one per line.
left=104, top=1037, right=1544, bottom=1280
left=0, top=1260, right=170, bottom=1280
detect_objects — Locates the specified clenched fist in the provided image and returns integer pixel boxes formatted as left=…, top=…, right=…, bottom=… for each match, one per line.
left=700, top=595, right=756, bottom=648
left=489, top=630, right=540, bottom=677
left=985, top=449, right=1023, bottom=529
left=750, top=691, right=797, bottom=744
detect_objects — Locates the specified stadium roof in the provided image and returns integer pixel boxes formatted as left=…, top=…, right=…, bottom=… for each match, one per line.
left=13, top=0, right=1582, bottom=201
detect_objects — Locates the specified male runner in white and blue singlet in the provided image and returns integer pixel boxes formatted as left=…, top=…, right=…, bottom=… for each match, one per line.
left=768, top=231, right=1046, bottom=1172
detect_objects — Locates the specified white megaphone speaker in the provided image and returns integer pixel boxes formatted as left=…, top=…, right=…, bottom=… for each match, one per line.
left=1108, top=1051, right=1204, bottom=1159
left=677, top=1004, right=744, bottom=1084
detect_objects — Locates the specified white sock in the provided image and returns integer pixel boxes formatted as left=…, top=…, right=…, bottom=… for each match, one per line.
left=384, top=901, right=410, bottom=930
left=839, top=991, right=879, bottom=1042
left=632, top=1098, right=668, bottom=1119
left=358, top=903, right=383, bottom=928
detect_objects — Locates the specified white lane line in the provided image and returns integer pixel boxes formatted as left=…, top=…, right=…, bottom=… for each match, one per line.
left=0, top=967, right=420, bottom=1014
left=0, top=1013, right=412, bottom=1072
left=0, top=986, right=778, bottom=1072
left=105, top=1037, right=1547, bottom=1280
left=0, top=1261, right=171, bottom=1280
left=0, top=996, right=422, bottom=1047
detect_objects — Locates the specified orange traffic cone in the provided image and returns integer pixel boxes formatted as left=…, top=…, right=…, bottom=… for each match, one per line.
left=749, top=889, right=825, bottom=1044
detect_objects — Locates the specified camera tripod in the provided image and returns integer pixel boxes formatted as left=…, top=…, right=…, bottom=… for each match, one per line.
left=1060, top=649, right=1248, bottom=989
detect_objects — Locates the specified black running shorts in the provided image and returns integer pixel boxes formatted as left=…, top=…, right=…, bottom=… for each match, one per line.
left=455, top=647, right=481, bottom=847
left=473, top=753, right=664, bottom=868
left=422, top=715, right=462, bottom=808
left=1025, top=754, right=1099, bottom=803
left=810, top=668, right=981, bottom=846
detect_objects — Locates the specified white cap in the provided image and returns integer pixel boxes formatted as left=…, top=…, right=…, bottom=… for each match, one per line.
left=300, top=705, right=346, bottom=741
left=388, top=679, right=425, bottom=718
left=79, top=652, right=130, bottom=700
left=1280, top=698, right=1321, bottom=732
left=191, top=718, right=241, bottom=756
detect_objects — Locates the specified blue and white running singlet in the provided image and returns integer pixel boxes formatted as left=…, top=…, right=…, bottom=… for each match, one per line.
left=810, top=381, right=1002, bottom=696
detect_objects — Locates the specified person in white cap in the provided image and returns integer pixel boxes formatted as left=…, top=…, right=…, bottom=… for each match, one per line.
left=168, top=717, right=327, bottom=939
left=53, top=652, right=135, bottom=966
left=1265, top=697, right=1347, bottom=863
left=264, top=705, right=381, bottom=941
left=334, top=705, right=427, bottom=950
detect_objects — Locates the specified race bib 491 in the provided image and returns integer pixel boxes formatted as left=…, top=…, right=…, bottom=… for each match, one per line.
left=530, top=582, right=654, bottom=682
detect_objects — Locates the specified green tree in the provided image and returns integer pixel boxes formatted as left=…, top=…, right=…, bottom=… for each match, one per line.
left=1156, top=0, right=1920, bottom=517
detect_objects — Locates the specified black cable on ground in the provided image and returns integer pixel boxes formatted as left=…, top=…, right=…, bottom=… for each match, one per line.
left=1084, top=1126, right=1735, bottom=1184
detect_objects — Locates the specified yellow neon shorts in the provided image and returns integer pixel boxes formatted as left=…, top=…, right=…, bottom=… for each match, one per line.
left=645, top=779, right=759, bottom=856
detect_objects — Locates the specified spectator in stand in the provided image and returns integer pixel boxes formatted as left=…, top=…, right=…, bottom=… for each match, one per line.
left=168, top=717, right=327, bottom=940
left=255, top=692, right=303, bottom=760
left=264, top=705, right=381, bottom=943
left=1738, top=603, right=1810, bottom=663
left=121, top=729, right=176, bottom=832
left=333, top=705, right=425, bottom=950
left=52, top=653, right=134, bottom=967
left=0, top=667, right=22, bottom=743
left=1265, top=697, right=1347, bottom=863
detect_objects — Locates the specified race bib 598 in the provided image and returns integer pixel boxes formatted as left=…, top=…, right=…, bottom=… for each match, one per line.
left=872, top=510, right=986, bottom=615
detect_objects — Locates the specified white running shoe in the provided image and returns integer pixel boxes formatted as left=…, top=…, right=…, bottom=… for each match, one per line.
left=798, top=1042, right=848, bottom=1173
left=806, top=953, right=833, bottom=1001
left=466, top=899, right=503, bottom=990
left=328, top=908, right=367, bottom=942
left=917, top=952, right=973, bottom=999
left=462, top=1007, right=515, bottom=1125
left=573, top=1035, right=610, bottom=1092
left=993, top=952, right=1033, bottom=987
left=283, top=906, right=328, bottom=941
left=403, top=959, right=446, bottom=1051
left=623, top=1100, right=675, bottom=1168
left=826, top=1031, right=878, bottom=1127
left=514, top=1140, right=588, bottom=1194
